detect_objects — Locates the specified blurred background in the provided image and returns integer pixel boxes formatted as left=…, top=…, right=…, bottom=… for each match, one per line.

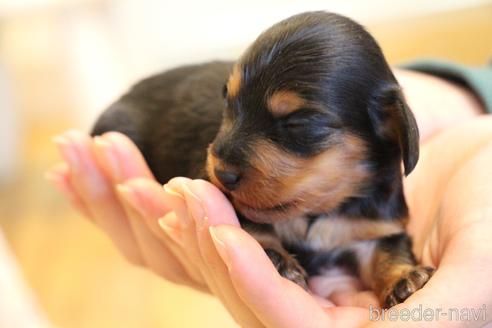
left=0, top=0, right=491, bottom=327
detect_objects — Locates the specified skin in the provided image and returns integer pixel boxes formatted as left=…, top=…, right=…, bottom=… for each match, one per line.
left=46, top=70, right=492, bottom=327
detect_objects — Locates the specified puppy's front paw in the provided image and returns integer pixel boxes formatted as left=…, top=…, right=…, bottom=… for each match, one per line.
left=265, top=248, right=308, bottom=290
left=382, top=266, right=434, bottom=308
left=279, top=261, right=308, bottom=290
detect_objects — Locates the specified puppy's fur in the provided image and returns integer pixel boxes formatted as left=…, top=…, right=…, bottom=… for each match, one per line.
left=93, top=12, right=433, bottom=308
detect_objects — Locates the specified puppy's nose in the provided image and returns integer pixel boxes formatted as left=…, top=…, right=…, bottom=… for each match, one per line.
left=214, top=168, right=241, bottom=190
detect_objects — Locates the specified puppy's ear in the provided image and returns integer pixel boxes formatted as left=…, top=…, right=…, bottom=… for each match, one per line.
left=368, top=84, right=420, bottom=176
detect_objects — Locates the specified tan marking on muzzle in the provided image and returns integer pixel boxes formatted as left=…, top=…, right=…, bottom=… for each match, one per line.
left=206, top=147, right=222, bottom=190
left=230, top=133, right=371, bottom=223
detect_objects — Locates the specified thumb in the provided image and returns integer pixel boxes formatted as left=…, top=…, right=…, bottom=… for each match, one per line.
left=209, top=224, right=369, bottom=328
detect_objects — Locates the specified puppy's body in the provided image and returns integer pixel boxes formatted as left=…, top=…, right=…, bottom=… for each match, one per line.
left=93, top=62, right=231, bottom=181
left=93, top=12, right=433, bottom=308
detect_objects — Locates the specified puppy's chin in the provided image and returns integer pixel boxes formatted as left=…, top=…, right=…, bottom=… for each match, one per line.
left=232, top=197, right=306, bottom=224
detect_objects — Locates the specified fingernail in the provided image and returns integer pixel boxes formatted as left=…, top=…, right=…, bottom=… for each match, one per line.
left=117, top=184, right=154, bottom=222
left=53, top=136, right=80, bottom=172
left=94, top=136, right=122, bottom=180
left=182, top=183, right=207, bottom=230
left=163, top=184, right=192, bottom=228
left=45, top=172, right=72, bottom=199
left=163, top=184, right=184, bottom=199
left=44, top=172, right=65, bottom=194
left=116, top=184, right=135, bottom=205
left=209, top=226, right=231, bottom=271
left=117, top=183, right=150, bottom=220
left=158, top=217, right=183, bottom=247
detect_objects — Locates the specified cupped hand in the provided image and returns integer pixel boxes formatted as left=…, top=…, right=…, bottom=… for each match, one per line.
left=165, top=117, right=492, bottom=328
left=45, top=130, right=369, bottom=327
left=381, top=117, right=492, bottom=327
left=46, top=116, right=492, bottom=327
left=45, top=130, right=208, bottom=291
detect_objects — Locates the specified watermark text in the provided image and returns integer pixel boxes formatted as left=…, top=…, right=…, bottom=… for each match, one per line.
left=369, top=304, right=487, bottom=322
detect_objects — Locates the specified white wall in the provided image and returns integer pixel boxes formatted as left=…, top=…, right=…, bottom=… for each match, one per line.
left=1, top=0, right=491, bottom=127
left=52, top=0, right=489, bottom=127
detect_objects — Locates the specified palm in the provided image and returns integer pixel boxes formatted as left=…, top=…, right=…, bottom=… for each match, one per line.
left=398, top=118, right=492, bottom=322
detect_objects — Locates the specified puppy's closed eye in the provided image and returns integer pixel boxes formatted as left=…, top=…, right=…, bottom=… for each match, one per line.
left=274, top=109, right=340, bottom=155
left=281, top=109, right=341, bottom=130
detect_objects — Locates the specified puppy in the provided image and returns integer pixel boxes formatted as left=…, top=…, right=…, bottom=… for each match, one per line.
left=92, top=11, right=434, bottom=308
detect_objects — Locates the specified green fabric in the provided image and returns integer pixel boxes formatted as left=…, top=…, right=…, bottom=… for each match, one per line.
left=401, top=59, right=492, bottom=114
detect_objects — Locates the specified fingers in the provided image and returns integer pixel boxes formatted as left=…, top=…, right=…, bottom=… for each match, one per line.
left=180, top=180, right=264, bottom=327
left=308, top=274, right=379, bottom=308
left=93, top=132, right=154, bottom=181
left=181, top=180, right=239, bottom=227
left=312, top=295, right=336, bottom=308
left=119, top=178, right=173, bottom=237
left=115, top=184, right=190, bottom=285
left=118, top=178, right=207, bottom=289
left=53, top=130, right=143, bottom=265
left=162, top=178, right=214, bottom=284
left=180, top=179, right=369, bottom=328
left=364, top=238, right=491, bottom=328
left=45, top=162, right=92, bottom=219
left=91, top=132, right=203, bottom=286
left=51, top=130, right=211, bottom=290
left=208, top=224, right=369, bottom=328
left=157, top=212, right=210, bottom=293
left=371, top=137, right=492, bottom=327
left=163, top=178, right=263, bottom=327
left=210, top=224, right=329, bottom=327
left=48, top=130, right=378, bottom=327
left=330, top=290, right=380, bottom=309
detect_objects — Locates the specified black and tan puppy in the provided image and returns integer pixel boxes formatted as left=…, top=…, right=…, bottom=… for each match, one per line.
left=93, top=11, right=434, bottom=308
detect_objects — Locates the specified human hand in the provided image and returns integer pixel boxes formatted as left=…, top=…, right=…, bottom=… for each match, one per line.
left=377, top=117, right=492, bottom=327
left=47, top=116, right=492, bottom=327
left=163, top=118, right=492, bottom=328
left=157, top=177, right=371, bottom=327
left=45, top=130, right=372, bottom=327
left=45, top=130, right=208, bottom=291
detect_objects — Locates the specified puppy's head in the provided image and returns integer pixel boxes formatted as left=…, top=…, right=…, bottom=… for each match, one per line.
left=207, top=11, right=419, bottom=223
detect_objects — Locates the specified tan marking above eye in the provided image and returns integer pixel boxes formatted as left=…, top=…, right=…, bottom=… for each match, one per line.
left=268, top=91, right=306, bottom=117
left=226, top=65, right=242, bottom=98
